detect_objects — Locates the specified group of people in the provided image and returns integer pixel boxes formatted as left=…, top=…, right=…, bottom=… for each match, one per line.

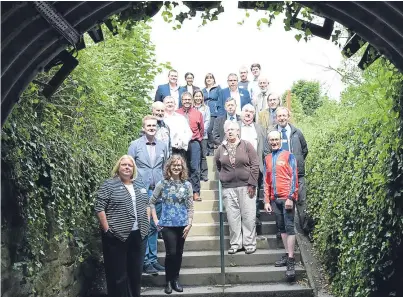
left=94, top=64, right=309, bottom=297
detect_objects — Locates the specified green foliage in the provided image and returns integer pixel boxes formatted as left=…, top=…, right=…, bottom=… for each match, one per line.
left=301, top=58, right=403, bottom=297
left=290, top=80, right=322, bottom=116
left=1, top=20, right=162, bottom=286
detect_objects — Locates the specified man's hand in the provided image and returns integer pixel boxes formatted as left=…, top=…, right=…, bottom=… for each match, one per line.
left=247, top=185, right=256, bottom=198
left=285, top=199, right=294, bottom=210
left=264, top=202, right=272, bottom=213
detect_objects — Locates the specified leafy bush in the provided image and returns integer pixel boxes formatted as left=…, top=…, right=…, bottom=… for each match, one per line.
left=1, top=20, right=164, bottom=281
left=304, top=59, right=403, bottom=297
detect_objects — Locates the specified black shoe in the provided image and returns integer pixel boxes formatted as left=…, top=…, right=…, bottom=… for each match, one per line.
left=153, top=262, right=165, bottom=271
left=143, top=264, right=158, bottom=275
left=286, top=257, right=296, bottom=280
left=255, top=217, right=262, bottom=226
left=276, top=231, right=282, bottom=240
left=164, top=282, right=172, bottom=294
left=275, top=254, right=288, bottom=267
left=171, top=280, right=183, bottom=292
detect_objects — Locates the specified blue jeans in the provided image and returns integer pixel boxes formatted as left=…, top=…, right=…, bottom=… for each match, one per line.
left=144, top=191, right=162, bottom=266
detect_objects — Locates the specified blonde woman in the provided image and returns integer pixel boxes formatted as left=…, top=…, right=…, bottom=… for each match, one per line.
left=95, top=155, right=150, bottom=297
left=193, top=89, right=211, bottom=183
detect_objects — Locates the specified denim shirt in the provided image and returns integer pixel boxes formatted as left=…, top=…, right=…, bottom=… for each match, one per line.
left=202, top=86, right=225, bottom=117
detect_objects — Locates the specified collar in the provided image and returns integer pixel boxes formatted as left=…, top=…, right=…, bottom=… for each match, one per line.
left=241, top=121, right=254, bottom=127
left=169, top=84, right=179, bottom=91
left=143, top=135, right=156, bottom=144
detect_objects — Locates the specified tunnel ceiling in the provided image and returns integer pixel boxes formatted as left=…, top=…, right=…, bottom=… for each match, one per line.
left=2, top=1, right=403, bottom=126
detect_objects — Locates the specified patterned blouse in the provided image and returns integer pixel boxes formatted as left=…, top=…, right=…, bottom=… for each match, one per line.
left=149, top=179, right=194, bottom=227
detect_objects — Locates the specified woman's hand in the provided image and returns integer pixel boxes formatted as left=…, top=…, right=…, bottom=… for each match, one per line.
left=182, top=224, right=192, bottom=239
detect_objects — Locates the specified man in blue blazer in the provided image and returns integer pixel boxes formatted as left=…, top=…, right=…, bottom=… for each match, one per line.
left=128, top=115, right=169, bottom=275
left=221, top=73, right=251, bottom=116
left=154, top=69, right=185, bottom=109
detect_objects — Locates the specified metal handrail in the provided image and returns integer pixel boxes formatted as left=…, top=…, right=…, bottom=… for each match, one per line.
left=218, top=180, right=225, bottom=286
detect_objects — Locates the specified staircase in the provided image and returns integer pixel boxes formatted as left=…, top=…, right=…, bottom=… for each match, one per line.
left=141, top=156, right=313, bottom=296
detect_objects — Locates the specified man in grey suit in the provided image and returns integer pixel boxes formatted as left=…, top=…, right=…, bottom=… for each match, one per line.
left=238, top=104, right=269, bottom=228
left=128, top=115, right=169, bottom=275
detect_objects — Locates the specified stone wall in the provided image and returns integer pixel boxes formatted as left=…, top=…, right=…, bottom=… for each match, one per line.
left=1, top=165, right=106, bottom=297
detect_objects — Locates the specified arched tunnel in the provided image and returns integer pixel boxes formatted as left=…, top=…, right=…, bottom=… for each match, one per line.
left=1, top=1, right=403, bottom=126
left=1, top=2, right=403, bottom=297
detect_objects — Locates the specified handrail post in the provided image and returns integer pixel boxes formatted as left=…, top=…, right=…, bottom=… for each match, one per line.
left=218, top=180, right=225, bottom=287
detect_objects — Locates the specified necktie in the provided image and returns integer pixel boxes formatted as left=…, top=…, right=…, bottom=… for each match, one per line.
left=281, top=128, right=289, bottom=151
left=230, top=116, right=234, bottom=121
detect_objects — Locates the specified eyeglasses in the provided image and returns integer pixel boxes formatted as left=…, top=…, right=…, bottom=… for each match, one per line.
left=206, top=76, right=213, bottom=79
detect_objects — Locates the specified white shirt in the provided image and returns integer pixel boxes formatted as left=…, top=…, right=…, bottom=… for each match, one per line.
left=230, top=89, right=242, bottom=115
left=124, top=184, right=139, bottom=231
left=241, top=122, right=258, bottom=151
left=248, top=78, right=260, bottom=102
left=164, top=112, right=192, bottom=150
left=170, top=85, right=180, bottom=109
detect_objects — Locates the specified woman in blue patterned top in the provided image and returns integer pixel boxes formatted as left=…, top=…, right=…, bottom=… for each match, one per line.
left=150, top=154, right=194, bottom=294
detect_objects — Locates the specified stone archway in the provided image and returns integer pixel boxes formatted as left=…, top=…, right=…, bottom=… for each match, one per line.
left=1, top=1, right=403, bottom=125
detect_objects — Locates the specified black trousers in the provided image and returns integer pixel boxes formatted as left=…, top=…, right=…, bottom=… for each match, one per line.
left=207, top=116, right=217, bottom=154
left=102, top=230, right=147, bottom=297
left=256, top=171, right=264, bottom=218
left=161, top=226, right=186, bottom=282
left=200, top=139, right=208, bottom=180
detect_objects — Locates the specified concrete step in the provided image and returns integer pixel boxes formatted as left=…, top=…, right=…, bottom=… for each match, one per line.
left=200, top=180, right=218, bottom=190
left=199, top=190, right=219, bottom=200
left=207, top=170, right=219, bottom=180
left=142, top=265, right=307, bottom=286
left=194, top=200, right=219, bottom=211
left=194, top=210, right=275, bottom=223
left=189, top=221, right=276, bottom=236
left=142, top=282, right=313, bottom=297
left=157, top=249, right=301, bottom=268
left=158, top=235, right=285, bottom=252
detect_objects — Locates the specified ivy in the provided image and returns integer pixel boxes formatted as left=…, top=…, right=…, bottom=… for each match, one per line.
left=300, top=58, right=403, bottom=297
left=1, top=20, right=164, bottom=292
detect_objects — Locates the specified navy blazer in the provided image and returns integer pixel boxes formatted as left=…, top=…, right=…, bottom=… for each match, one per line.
left=128, top=136, right=169, bottom=191
left=154, top=83, right=185, bottom=108
left=221, top=87, right=251, bottom=111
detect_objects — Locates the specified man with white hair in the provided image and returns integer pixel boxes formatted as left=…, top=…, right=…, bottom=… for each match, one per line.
left=264, top=129, right=298, bottom=280
left=274, top=107, right=309, bottom=235
left=253, top=76, right=270, bottom=122
left=238, top=104, right=269, bottom=227
left=215, top=120, right=259, bottom=254
left=163, top=96, right=192, bottom=156
left=152, top=101, right=171, bottom=155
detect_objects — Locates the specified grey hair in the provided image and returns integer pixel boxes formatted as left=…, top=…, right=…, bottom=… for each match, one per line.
left=152, top=101, right=165, bottom=109
left=268, top=130, right=281, bottom=139
left=241, top=103, right=255, bottom=113
left=224, top=120, right=240, bottom=132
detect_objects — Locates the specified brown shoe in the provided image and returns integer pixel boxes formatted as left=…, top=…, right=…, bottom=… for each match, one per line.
left=193, top=192, right=202, bottom=201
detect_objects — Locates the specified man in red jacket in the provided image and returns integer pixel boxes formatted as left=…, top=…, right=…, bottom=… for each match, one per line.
left=264, top=130, right=298, bottom=280
left=177, top=92, right=204, bottom=201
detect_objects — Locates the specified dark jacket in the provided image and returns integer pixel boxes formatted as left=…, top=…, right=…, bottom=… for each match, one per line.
left=154, top=83, right=186, bottom=108
left=214, top=139, right=259, bottom=188
left=95, top=176, right=150, bottom=241
left=221, top=87, right=251, bottom=111
left=202, top=86, right=225, bottom=117
left=212, top=114, right=241, bottom=145
left=274, top=124, right=308, bottom=177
